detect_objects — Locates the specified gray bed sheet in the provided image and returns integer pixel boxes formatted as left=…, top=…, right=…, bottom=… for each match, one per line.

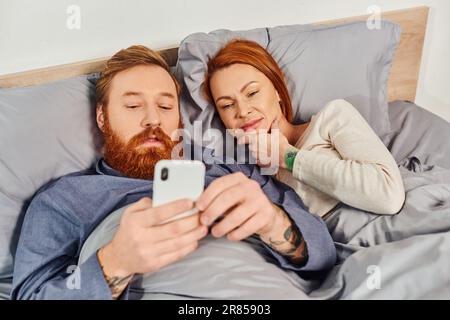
left=2, top=101, right=450, bottom=300
left=0, top=278, right=12, bottom=300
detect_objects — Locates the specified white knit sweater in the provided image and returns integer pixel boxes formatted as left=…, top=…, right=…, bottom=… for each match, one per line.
left=277, top=99, right=405, bottom=217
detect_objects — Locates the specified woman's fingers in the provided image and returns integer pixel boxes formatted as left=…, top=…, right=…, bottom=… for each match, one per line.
left=269, top=118, right=280, bottom=132
left=243, top=133, right=276, bottom=167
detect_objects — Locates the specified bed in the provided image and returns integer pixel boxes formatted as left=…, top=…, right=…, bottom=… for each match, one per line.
left=2, top=6, right=450, bottom=300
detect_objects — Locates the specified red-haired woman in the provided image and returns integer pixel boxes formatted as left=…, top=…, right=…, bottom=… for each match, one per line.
left=203, top=39, right=405, bottom=218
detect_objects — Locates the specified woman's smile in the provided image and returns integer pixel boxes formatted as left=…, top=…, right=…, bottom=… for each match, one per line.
left=241, top=117, right=264, bottom=132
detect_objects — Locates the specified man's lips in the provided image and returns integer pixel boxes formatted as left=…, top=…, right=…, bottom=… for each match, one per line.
left=140, top=137, right=163, bottom=148
left=241, top=118, right=263, bottom=132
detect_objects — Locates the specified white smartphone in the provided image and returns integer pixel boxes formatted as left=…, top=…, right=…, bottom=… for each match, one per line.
left=153, top=160, right=206, bottom=224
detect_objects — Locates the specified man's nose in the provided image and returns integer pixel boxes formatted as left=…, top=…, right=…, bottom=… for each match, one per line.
left=141, top=107, right=161, bottom=128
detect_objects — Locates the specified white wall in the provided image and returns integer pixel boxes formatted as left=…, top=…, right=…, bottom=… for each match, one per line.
left=1, top=0, right=449, bottom=121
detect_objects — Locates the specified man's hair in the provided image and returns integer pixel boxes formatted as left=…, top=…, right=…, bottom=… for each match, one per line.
left=96, top=45, right=181, bottom=107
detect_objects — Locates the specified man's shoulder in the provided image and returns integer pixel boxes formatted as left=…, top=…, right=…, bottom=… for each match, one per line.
left=21, top=166, right=101, bottom=227
left=33, top=166, right=99, bottom=199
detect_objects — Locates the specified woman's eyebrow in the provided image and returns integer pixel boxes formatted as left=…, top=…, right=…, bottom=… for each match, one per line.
left=216, top=81, right=259, bottom=103
left=216, top=95, right=233, bottom=103
left=240, top=81, right=258, bottom=93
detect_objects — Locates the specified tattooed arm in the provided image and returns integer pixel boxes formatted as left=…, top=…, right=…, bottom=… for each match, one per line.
left=103, top=273, right=133, bottom=300
left=102, top=272, right=133, bottom=300
left=97, top=248, right=133, bottom=300
left=259, top=204, right=308, bottom=266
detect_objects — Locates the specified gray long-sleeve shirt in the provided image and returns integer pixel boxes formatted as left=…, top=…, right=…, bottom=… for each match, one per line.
left=11, top=157, right=336, bottom=299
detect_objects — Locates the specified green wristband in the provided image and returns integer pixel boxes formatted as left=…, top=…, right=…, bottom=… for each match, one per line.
left=284, top=148, right=299, bottom=172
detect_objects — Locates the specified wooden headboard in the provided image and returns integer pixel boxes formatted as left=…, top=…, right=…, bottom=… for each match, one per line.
left=0, top=6, right=429, bottom=103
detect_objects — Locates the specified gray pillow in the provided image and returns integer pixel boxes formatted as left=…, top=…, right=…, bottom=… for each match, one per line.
left=0, top=75, right=100, bottom=280
left=176, top=21, right=401, bottom=149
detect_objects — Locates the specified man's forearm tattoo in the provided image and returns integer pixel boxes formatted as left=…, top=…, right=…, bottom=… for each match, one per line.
left=102, top=272, right=133, bottom=299
left=268, top=224, right=308, bottom=265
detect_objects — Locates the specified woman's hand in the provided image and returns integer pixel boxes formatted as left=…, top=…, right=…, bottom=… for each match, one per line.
left=234, top=119, right=294, bottom=170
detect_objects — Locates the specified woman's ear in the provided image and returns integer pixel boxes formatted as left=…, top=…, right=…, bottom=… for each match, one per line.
left=96, top=105, right=105, bottom=133
left=276, top=91, right=281, bottom=103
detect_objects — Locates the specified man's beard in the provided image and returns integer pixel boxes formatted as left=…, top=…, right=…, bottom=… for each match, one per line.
left=102, top=115, right=177, bottom=180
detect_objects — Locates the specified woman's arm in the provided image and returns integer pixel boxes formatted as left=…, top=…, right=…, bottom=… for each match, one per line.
left=291, top=99, right=405, bottom=215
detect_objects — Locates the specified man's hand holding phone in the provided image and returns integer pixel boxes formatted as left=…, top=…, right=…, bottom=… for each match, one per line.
left=195, top=172, right=284, bottom=242
left=97, top=197, right=208, bottom=298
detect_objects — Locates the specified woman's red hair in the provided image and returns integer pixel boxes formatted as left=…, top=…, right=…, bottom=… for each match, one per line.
left=204, top=39, right=293, bottom=122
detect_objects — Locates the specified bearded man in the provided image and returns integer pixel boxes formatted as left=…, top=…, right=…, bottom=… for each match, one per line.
left=11, top=46, right=336, bottom=300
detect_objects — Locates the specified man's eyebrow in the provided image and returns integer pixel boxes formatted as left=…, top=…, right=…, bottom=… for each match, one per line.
left=215, top=81, right=259, bottom=103
left=122, top=91, right=144, bottom=97
left=158, top=92, right=176, bottom=99
left=121, top=91, right=175, bottom=99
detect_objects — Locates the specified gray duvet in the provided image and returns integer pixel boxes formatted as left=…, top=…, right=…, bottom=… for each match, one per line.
left=78, top=101, right=450, bottom=300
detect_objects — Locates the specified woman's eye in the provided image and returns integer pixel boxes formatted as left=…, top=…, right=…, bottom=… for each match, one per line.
left=222, top=103, right=234, bottom=109
left=159, top=105, right=172, bottom=110
left=126, top=105, right=140, bottom=109
left=248, top=91, right=259, bottom=97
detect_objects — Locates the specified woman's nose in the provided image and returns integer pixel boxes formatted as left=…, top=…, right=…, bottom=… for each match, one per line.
left=238, top=102, right=252, bottom=118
